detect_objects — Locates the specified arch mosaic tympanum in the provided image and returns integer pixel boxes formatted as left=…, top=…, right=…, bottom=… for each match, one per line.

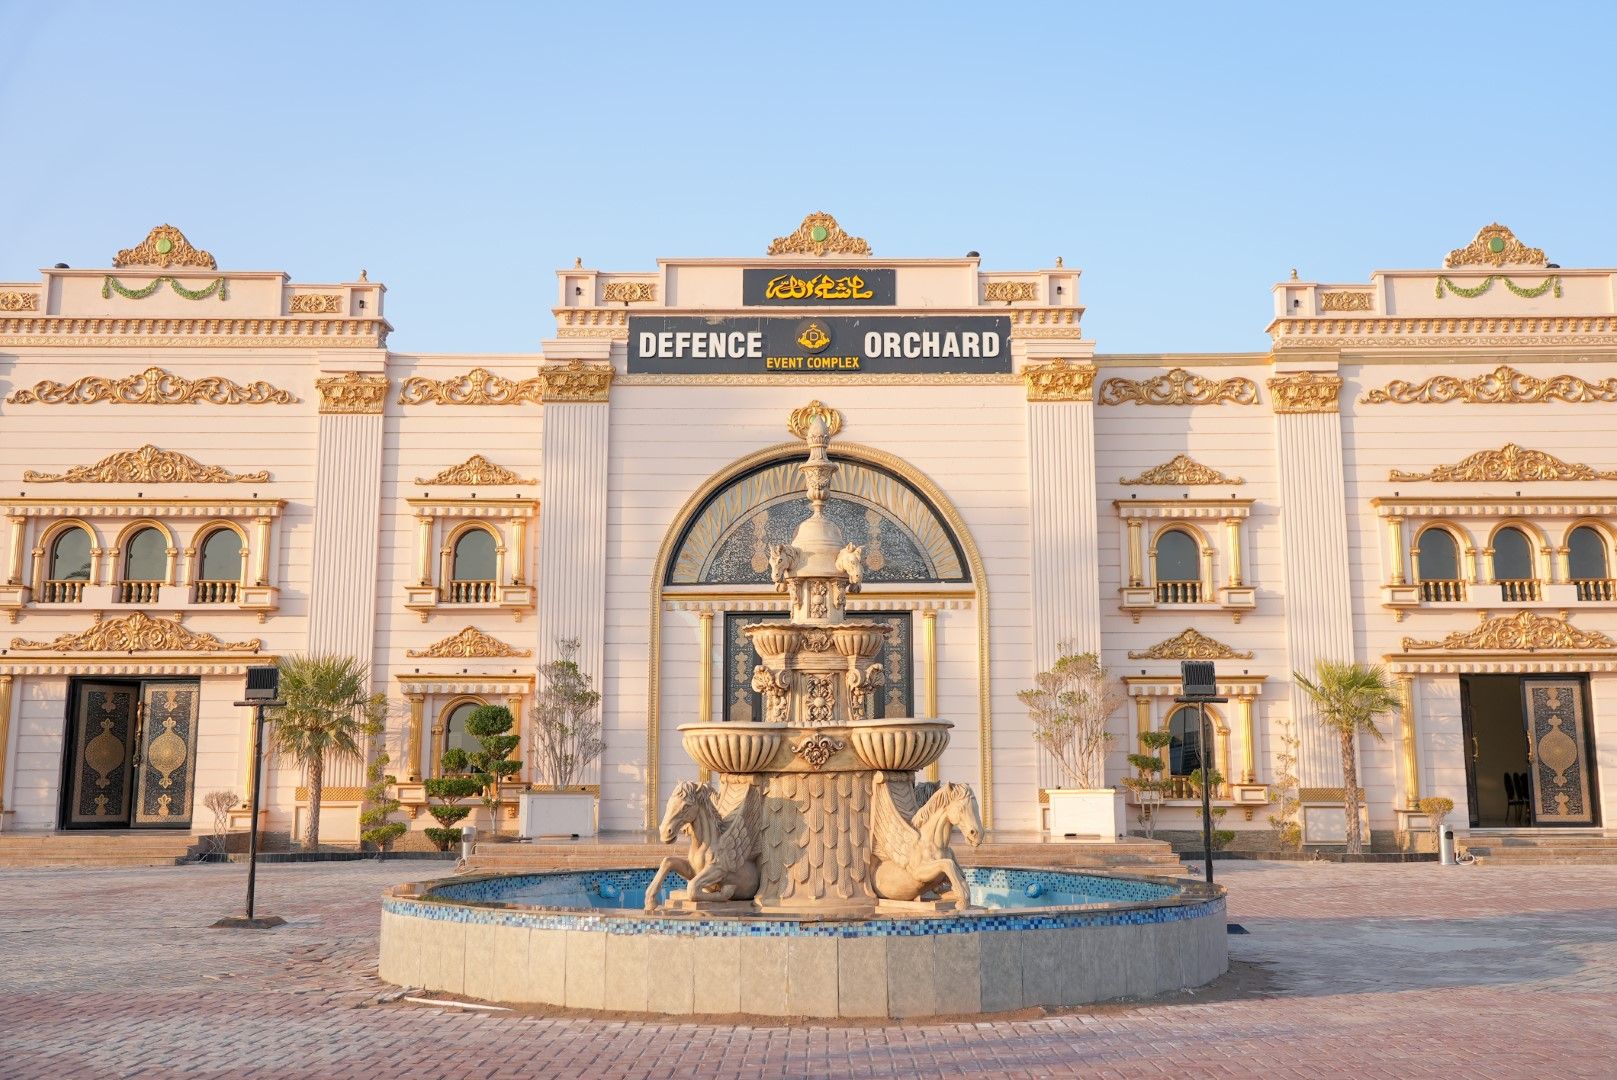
left=644, top=441, right=992, bottom=829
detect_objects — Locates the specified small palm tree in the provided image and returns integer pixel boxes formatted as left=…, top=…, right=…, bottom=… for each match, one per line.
left=267, top=654, right=386, bottom=850
left=1294, top=660, right=1401, bottom=854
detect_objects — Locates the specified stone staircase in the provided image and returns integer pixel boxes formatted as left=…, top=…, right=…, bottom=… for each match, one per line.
left=0, top=830, right=203, bottom=868
left=1463, top=831, right=1617, bottom=865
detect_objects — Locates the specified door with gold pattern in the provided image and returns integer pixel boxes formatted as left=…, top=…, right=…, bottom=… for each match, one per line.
left=65, top=679, right=200, bottom=828
left=65, top=683, right=141, bottom=827
left=131, top=682, right=200, bottom=828
left=1521, top=678, right=1599, bottom=826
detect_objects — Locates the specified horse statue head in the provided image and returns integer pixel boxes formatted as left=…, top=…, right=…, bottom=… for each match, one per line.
left=766, top=543, right=798, bottom=587
left=658, top=780, right=716, bottom=844
left=836, top=542, right=865, bottom=589
left=914, top=782, right=985, bottom=848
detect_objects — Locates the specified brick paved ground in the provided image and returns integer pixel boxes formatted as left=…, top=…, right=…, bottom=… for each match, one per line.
left=2, top=859, right=1615, bottom=1078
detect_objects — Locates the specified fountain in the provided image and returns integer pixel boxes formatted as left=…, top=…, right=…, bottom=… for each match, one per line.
left=379, top=417, right=1226, bottom=1017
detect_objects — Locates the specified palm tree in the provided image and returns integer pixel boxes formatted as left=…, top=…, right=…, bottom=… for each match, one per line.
left=1294, top=660, right=1401, bottom=854
left=267, top=654, right=386, bottom=850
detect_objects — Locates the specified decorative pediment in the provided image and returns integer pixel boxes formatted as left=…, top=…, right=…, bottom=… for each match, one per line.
left=1444, top=223, right=1547, bottom=269
left=1128, top=628, right=1253, bottom=660
left=1120, top=454, right=1244, bottom=487
left=1023, top=360, right=1097, bottom=402
left=767, top=213, right=871, bottom=257
left=113, top=225, right=217, bottom=270
left=406, top=626, right=532, bottom=659
left=11, top=612, right=262, bottom=653
left=1361, top=365, right=1617, bottom=406
left=6, top=366, right=297, bottom=406
left=415, top=455, right=535, bottom=486
left=1402, top=611, right=1616, bottom=653
left=22, top=445, right=268, bottom=484
left=1098, top=368, right=1258, bottom=407
left=397, top=367, right=542, bottom=406
left=1390, top=443, right=1617, bottom=483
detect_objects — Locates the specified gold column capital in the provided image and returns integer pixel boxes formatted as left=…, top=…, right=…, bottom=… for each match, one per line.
left=1024, top=359, right=1098, bottom=402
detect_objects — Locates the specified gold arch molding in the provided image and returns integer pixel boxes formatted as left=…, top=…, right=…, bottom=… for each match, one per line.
left=644, top=440, right=993, bottom=830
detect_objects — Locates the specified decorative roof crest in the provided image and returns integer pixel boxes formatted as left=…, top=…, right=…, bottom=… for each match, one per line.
left=768, top=213, right=871, bottom=257
left=1444, top=223, right=1547, bottom=269
left=113, top=225, right=217, bottom=270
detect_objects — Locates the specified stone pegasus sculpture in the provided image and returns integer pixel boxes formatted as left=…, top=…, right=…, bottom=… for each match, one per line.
left=645, top=781, right=763, bottom=911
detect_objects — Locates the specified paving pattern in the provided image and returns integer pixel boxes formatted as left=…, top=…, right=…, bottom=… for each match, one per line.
left=2, top=858, right=1615, bottom=1077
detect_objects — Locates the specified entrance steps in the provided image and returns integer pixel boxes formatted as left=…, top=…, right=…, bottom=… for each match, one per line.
left=1464, top=831, right=1617, bottom=865
left=0, top=830, right=203, bottom=868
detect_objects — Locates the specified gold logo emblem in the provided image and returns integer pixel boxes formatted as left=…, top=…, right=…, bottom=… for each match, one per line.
left=796, top=320, right=832, bottom=354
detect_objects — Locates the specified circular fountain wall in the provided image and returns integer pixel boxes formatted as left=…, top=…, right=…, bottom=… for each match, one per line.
left=379, top=866, right=1226, bottom=1018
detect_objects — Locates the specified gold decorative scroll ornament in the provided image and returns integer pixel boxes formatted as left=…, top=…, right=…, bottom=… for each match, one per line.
left=6, top=366, right=297, bottom=405
left=316, top=372, right=389, bottom=414
left=1390, top=443, right=1617, bottom=482
left=984, top=281, right=1038, bottom=302
left=415, top=454, right=535, bottom=486
left=1099, top=368, right=1258, bottom=407
left=601, top=281, right=656, bottom=303
left=1360, top=365, right=1617, bottom=405
left=1023, top=360, right=1097, bottom=402
left=1444, top=223, right=1547, bottom=268
left=113, top=225, right=217, bottom=270
left=1268, top=371, right=1343, bottom=414
left=539, top=360, right=614, bottom=402
left=1120, top=454, right=1244, bottom=486
left=23, top=444, right=269, bottom=484
left=397, top=367, right=541, bottom=406
left=406, top=626, right=533, bottom=659
left=11, top=612, right=262, bottom=653
left=767, top=212, right=872, bottom=257
left=0, top=292, right=38, bottom=311
left=1401, top=610, right=1616, bottom=653
left=290, top=294, right=342, bottom=313
left=1320, top=291, right=1372, bottom=312
left=786, top=400, right=843, bottom=439
left=1128, top=627, right=1254, bottom=660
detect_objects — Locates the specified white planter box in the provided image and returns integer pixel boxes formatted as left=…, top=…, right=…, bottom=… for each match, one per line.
left=1047, top=788, right=1127, bottom=840
left=517, top=791, right=598, bottom=839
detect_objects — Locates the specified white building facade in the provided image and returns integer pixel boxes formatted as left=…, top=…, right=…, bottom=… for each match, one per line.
left=0, top=217, right=1612, bottom=848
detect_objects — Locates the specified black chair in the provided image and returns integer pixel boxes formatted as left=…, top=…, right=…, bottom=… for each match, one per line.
left=1504, top=771, right=1530, bottom=826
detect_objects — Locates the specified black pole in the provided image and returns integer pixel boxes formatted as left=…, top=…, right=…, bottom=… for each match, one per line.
left=1199, top=702, right=1214, bottom=885
left=245, top=704, right=265, bottom=920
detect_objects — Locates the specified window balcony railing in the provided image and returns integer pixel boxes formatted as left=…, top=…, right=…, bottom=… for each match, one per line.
left=1574, top=578, right=1617, bottom=602
left=193, top=580, right=240, bottom=604
left=1154, top=581, right=1203, bottom=604
left=447, top=579, right=498, bottom=604
left=117, top=580, right=162, bottom=604
left=1496, top=578, right=1542, bottom=603
left=1419, top=579, right=1467, bottom=602
left=40, top=579, right=87, bottom=603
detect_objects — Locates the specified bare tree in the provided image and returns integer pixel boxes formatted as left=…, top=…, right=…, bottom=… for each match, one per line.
left=529, top=638, right=605, bottom=790
left=1018, top=649, right=1123, bottom=789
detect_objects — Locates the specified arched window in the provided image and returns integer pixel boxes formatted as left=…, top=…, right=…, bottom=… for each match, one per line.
left=1570, top=526, right=1612, bottom=601
left=449, top=527, right=497, bottom=602
left=1491, top=526, right=1539, bottom=602
left=1154, top=528, right=1202, bottom=603
left=43, top=526, right=92, bottom=603
left=440, top=700, right=484, bottom=769
left=1415, top=527, right=1464, bottom=602
left=1167, top=706, right=1204, bottom=779
left=119, top=527, right=168, bottom=604
left=195, top=529, right=243, bottom=604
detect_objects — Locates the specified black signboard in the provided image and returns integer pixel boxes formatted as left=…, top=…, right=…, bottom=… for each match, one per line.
left=628, top=315, right=1013, bottom=375
left=741, top=268, right=896, bottom=306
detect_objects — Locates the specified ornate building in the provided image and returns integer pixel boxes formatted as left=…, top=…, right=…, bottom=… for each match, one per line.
left=0, top=218, right=1611, bottom=848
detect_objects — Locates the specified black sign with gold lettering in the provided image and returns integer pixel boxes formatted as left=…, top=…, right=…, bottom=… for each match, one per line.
left=742, top=268, right=896, bottom=306
left=628, top=315, right=1013, bottom=375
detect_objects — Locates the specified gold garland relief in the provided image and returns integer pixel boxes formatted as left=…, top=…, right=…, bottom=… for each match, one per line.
left=397, top=367, right=541, bottom=406
left=290, top=294, right=343, bottom=314
left=1023, top=360, right=1097, bottom=402
left=1389, top=443, right=1617, bottom=483
left=767, top=212, right=872, bottom=257
left=406, top=626, right=533, bottom=659
left=316, top=372, right=389, bottom=414
left=113, top=225, right=217, bottom=270
left=1268, top=371, right=1342, bottom=414
left=601, top=281, right=656, bottom=303
left=415, top=454, right=535, bottom=486
left=1119, top=454, right=1244, bottom=486
left=1098, top=368, right=1258, bottom=407
left=6, top=366, right=297, bottom=406
left=1444, top=223, right=1547, bottom=269
left=1360, top=365, right=1617, bottom=405
left=1127, top=628, right=1254, bottom=660
left=0, top=292, right=38, bottom=312
left=23, top=444, right=268, bottom=484
left=1401, top=610, right=1616, bottom=653
left=11, top=612, right=262, bottom=653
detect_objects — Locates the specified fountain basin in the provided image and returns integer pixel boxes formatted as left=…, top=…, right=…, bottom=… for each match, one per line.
left=379, top=866, right=1226, bottom=1018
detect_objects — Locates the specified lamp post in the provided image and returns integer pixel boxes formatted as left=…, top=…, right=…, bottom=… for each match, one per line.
left=213, top=665, right=285, bottom=930
left=1176, top=661, right=1227, bottom=886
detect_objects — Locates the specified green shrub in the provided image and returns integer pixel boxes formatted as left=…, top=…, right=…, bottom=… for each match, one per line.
left=465, top=705, right=521, bottom=814
left=359, top=754, right=407, bottom=856
left=423, top=748, right=482, bottom=852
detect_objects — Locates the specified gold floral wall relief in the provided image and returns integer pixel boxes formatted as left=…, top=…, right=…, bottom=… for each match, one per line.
left=767, top=212, right=872, bottom=257
left=1389, top=443, right=1617, bottom=482
left=1098, top=368, right=1258, bottom=406
left=1360, top=365, right=1617, bottom=405
left=397, top=367, right=542, bottom=406
left=1401, top=611, right=1615, bottom=653
left=415, top=454, right=535, bottom=486
left=984, top=281, right=1038, bottom=303
left=11, top=612, right=262, bottom=653
left=0, top=292, right=39, bottom=312
left=1128, top=628, right=1254, bottom=660
left=1268, top=371, right=1343, bottom=414
left=1444, top=223, right=1547, bottom=269
left=1119, top=454, right=1244, bottom=486
left=6, top=366, right=298, bottom=405
left=406, top=626, right=533, bottom=659
left=23, top=444, right=269, bottom=483
left=290, top=294, right=343, bottom=313
left=1023, top=360, right=1097, bottom=402
left=1320, top=291, right=1372, bottom=312
left=316, top=372, right=389, bottom=414
left=601, top=281, right=656, bottom=303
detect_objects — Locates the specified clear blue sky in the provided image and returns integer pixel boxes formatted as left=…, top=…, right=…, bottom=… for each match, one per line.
left=3, top=2, right=1613, bottom=355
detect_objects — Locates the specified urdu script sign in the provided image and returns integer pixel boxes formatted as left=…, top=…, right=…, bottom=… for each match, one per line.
left=741, top=268, right=896, bottom=306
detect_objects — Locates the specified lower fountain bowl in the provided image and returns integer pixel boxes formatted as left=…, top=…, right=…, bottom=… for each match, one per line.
left=677, top=723, right=786, bottom=774
left=845, top=717, right=952, bottom=772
